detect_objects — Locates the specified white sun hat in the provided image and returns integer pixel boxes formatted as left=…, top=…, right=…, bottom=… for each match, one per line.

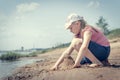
left=65, top=13, right=83, bottom=29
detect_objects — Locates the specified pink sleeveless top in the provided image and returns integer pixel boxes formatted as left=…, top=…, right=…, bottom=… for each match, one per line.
left=81, top=26, right=110, bottom=47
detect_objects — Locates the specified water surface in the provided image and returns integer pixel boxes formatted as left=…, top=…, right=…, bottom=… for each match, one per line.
left=0, top=58, right=42, bottom=78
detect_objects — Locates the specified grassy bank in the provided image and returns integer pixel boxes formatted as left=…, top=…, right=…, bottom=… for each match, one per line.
left=107, top=28, right=120, bottom=39
left=0, top=52, right=22, bottom=61
left=0, top=51, right=42, bottom=61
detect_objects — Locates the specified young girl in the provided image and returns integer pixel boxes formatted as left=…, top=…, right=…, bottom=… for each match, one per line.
left=51, top=13, right=110, bottom=70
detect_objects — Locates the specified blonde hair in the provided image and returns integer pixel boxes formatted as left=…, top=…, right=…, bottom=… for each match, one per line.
left=79, top=20, right=86, bottom=29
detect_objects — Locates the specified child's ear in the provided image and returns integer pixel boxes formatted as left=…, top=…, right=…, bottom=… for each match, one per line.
left=76, top=21, right=80, bottom=26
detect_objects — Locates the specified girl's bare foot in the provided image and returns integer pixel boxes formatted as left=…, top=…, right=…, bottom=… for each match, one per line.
left=88, top=63, right=102, bottom=68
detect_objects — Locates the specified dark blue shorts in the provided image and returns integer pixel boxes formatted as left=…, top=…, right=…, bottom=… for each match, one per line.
left=80, top=41, right=110, bottom=64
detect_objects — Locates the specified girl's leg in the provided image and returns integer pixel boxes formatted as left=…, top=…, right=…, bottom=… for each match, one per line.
left=72, top=38, right=103, bottom=66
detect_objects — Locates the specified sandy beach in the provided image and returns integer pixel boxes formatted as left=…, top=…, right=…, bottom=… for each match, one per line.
left=1, top=38, right=120, bottom=80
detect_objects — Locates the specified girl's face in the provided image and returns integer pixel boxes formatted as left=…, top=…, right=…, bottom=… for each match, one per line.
left=69, top=21, right=81, bottom=35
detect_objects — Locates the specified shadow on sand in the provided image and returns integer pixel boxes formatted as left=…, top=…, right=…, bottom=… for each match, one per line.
left=110, top=64, right=120, bottom=68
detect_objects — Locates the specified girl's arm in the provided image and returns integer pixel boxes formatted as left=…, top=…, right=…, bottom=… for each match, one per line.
left=73, top=31, right=92, bottom=67
left=50, top=41, right=74, bottom=70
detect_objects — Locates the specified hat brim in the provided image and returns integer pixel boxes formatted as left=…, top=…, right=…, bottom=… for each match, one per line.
left=65, top=22, right=72, bottom=29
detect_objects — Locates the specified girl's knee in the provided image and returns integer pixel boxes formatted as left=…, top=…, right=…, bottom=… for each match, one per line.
left=72, top=38, right=82, bottom=51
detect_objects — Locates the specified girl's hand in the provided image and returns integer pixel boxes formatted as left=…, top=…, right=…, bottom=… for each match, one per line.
left=50, top=65, right=58, bottom=71
left=72, top=64, right=81, bottom=68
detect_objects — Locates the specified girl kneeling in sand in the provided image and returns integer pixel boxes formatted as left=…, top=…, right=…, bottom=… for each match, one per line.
left=51, top=13, right=110, bottom=70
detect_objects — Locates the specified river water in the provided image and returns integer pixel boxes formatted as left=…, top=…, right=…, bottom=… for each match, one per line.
left=0, top=52, right=42, bottom=79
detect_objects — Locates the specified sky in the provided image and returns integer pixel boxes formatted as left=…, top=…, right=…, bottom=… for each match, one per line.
left=0, top=0, right=120, bottom=50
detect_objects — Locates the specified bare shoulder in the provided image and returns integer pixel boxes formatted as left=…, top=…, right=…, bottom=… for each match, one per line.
left=84, top=30, right=92, bottom=35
